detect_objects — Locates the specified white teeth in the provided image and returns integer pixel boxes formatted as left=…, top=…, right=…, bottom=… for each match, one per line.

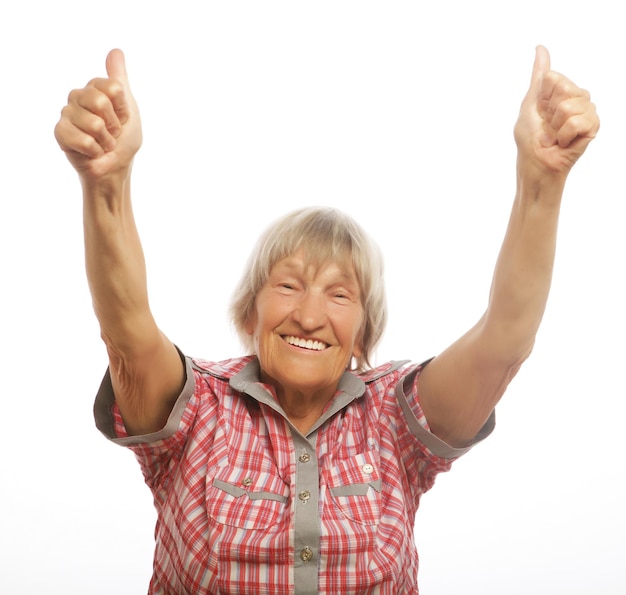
left=284, top=336, right=327, bottom=351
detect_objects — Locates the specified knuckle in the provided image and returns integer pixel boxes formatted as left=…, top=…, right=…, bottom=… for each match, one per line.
left=54, top=112, right=74, bottom=144
left=77, top=135, right=103, bottom=157
left=92, top=92, right=112, bottom=113
left=67, top=87, right=84, bottom=103
left=59, top=104, right=72, bottom=120
left=86, top=77, right=103, bottom=88
left=557, top=98, right=577, bottom=117
left=90, top=116, right=108, bottom=137
left=108, top=79, right=124, bottom=97
left=53, top=120, right=66, bottom=144
left=92, top=77, right=125, bottom=102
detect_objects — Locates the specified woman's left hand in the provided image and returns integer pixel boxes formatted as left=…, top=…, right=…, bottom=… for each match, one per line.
left=514, top=45, right=599, bottom=180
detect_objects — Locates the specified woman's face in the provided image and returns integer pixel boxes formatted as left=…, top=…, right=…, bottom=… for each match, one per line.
left=246, top=249, right=364, bottom=401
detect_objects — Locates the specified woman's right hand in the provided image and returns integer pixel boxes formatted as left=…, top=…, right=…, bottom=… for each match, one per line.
left=54, top=49, right=142, bottom=183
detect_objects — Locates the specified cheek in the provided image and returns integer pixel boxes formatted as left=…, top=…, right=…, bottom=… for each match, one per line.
left=248, top=310, right=275, bottom=353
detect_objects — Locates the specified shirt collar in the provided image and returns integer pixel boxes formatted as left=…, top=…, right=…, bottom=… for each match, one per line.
left=228, top=358, right=366, bottom=436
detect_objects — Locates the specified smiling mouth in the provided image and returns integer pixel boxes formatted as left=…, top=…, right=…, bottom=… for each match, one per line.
left=283, top=336, right=328, bottom=351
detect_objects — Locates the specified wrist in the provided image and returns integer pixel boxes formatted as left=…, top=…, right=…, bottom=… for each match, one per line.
left=516, top=157, right=567, bottom=207
left=80, top=163, right=132, bottom=198
left=81, top=169, right=134, bottom=220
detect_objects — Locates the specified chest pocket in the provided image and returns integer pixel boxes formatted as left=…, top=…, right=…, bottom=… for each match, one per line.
left=207, top=466, right=290, bottom=530
left=325, top=450, right=382, bottom=526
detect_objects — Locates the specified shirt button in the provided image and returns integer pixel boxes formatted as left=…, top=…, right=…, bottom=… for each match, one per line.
left=298, top=451, right=311, bottom=463
left=242, top=477, right=253, bottom=487
left=300, top=547, right=314, bottom=562
left=362, top=464, right=374, bottom=474
left=298, top=490, right=311, bottom=503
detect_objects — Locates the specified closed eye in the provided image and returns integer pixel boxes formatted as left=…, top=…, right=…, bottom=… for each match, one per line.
left=330, top=288, right=357, bottom=302
left=275, top=282, right=301, bottom=294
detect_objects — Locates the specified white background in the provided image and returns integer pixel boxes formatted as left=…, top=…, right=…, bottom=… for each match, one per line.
left=1, top=1, right=624, bottom=593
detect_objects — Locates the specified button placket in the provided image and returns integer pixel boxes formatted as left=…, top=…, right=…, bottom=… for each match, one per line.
left=292, top=431, right=319, bottom=588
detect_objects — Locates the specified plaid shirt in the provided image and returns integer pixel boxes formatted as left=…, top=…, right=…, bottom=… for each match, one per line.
left=94, top=354, right=494, bottom=594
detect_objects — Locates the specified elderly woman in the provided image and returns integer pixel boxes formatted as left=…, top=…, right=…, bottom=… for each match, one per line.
left=55, top=47, right=598, bottom=594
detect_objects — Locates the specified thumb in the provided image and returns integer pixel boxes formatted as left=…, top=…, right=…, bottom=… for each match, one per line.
left=105, top=48, right=134, bottom=126
left=106, top=48, right=130, bottom=86
left=528, top=45, right=551, bottom=94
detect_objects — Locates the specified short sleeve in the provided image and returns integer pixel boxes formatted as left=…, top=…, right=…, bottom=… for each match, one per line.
left=396, top=361, right=496, bottom=460
left=92, top=355, right=202, bottom=499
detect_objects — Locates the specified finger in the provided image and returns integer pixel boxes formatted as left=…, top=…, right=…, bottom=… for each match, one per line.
left=54, top=116, right=107, bottom=160
left=528, top=45, right=551, bottom=97
left=542, top=73, right=587, bottom=117
left=72, top=104, right=118, bottom=153
left=106, top=48, right=128, bottom=82
left=73, top=83, right=122, bottom=140
left=555, top=104, right=600, bottom=149
left=548, top=92, right=590, bottom=136
left=105, top=49, right=132, bottom=125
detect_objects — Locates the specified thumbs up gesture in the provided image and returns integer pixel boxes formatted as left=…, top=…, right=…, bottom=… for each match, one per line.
left=55, top=49, right=142, bottom=182
left=514, top=46, right=599, bottom=180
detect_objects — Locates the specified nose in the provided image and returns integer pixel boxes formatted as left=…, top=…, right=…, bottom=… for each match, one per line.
left=292, top=290, right=326, bottom=331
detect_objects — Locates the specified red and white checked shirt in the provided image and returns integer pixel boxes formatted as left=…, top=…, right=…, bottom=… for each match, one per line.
left=94, top=354, right=494, bottom=594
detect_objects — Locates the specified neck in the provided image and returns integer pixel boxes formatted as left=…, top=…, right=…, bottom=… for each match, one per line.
left=264, top=380, right=336, bottom=435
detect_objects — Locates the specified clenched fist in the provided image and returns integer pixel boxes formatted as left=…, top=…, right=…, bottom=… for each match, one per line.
left=54, top=49, right=142, bottom=183
left=514, top=46, right=599, bottom=179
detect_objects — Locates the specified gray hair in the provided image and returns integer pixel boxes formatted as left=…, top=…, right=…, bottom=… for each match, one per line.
left=229, top=207, right=387, bottom=371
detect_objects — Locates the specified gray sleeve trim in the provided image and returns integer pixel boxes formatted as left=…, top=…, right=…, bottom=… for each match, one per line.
left=93, top=353, right=196, bottom=447
left=395, top=365, right=496, bottom=460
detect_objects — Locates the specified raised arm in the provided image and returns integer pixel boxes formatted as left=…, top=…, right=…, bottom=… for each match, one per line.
left=418, top=46, right=599, bottom=447
left=55, top=50, right=184, bottom=435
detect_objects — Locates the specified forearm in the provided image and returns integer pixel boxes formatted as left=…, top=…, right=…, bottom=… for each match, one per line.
left=82, top=172, right=158, bottom=355
left=483, top=169, right=567, bottom=361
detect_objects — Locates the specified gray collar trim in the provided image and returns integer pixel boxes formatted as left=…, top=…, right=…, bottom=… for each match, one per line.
left=228, top=359, right=367, bottom=437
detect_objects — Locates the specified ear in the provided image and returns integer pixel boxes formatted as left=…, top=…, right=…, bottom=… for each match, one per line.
left=244, top=309, right=257, bottom=336
left=352, top=327, right=364, bottom=360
